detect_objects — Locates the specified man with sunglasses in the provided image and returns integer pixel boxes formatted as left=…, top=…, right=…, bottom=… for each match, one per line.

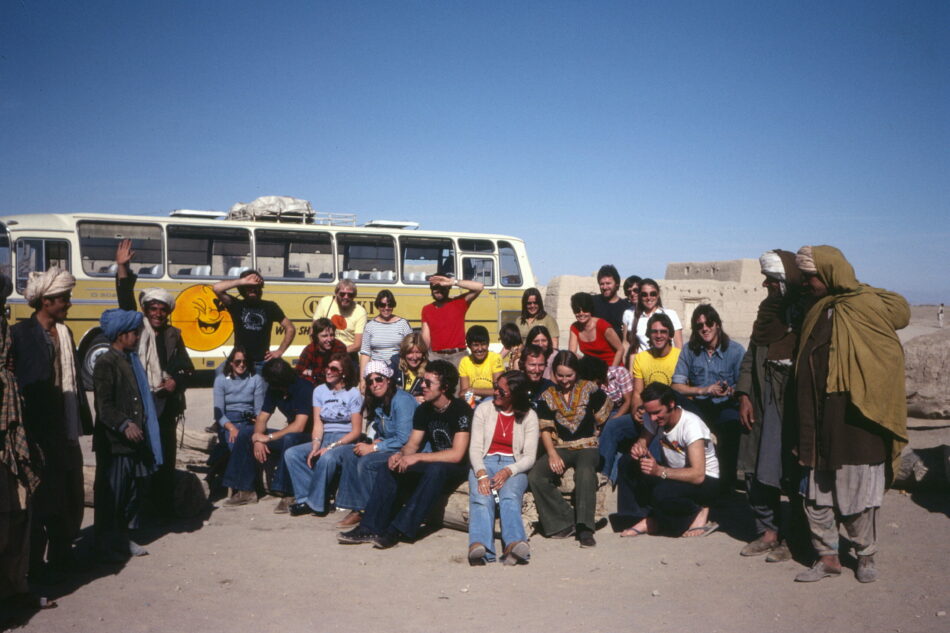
left=672, top=305, right=745, bottom=493
left=421, top=274, right=484, bottom=368
left=313, top=280, right=367, bottom=355
left=213, top=270, right=295, bottom=372
left=338, top=360, right=471, bottom=549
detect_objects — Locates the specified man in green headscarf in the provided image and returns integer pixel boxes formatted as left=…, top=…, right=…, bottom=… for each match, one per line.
left=793, top=245, right=909, bottom=584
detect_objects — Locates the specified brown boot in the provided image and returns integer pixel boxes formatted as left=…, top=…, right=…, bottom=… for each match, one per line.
left=336, top=511, right=363, bottom=528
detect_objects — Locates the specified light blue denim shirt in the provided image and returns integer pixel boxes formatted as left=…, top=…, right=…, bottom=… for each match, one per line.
left=672, top=340, right=746, bottom=404
left=370, top=388, right=418, bottom=452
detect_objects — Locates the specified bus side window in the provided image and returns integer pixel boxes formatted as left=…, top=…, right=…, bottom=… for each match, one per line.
left=337, top=234, right=396, bottom=283
left=498, top=241, right=523, bottom=287
left=15, top=238, right=70, bottom=293
left=462, top=257, right=494, bottom=286
left=78, top=221, right=164, bottom=278
left=400, top=236, right=455, bottom=284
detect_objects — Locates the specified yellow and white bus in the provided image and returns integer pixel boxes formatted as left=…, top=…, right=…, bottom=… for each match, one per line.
left=0, top=210, right=535, bottom=386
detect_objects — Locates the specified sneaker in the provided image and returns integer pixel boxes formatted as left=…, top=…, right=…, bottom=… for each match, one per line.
left=224, top=490, right=257, bottom=506
left=502, top=541, right=531, bottom=566
left=549, top=525, right=576, bottom=539
left=578, top=530, right=597, bottom=548
left=373, top=531, right=400, bottom=550
left=794, top=560, right=842, bottom=583
left=337, top=527, right=378, bottom=545
left=468, top=543, right=487, bottom=566
left=740, top=536, right=780, bottom=557
left=128, top=541, right=149, bottom=557
left=765, top=542, right=792, bottom=563
left=289, top=502, right=315, bottom=517
left=856, top=555, right=878, bottom=583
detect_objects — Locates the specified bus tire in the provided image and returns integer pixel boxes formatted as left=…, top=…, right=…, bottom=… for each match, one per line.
left=79, top=331, right=111, bottom=391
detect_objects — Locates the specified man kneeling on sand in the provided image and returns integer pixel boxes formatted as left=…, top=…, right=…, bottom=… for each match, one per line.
left=338, top=360, right=471, bottom=549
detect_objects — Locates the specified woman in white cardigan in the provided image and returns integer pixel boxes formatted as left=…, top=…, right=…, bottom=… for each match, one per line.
left=467, top=370, right=540, bottom=566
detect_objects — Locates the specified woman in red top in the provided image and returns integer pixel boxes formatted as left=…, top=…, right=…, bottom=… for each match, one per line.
left=568, top=292, right=622, bottom=366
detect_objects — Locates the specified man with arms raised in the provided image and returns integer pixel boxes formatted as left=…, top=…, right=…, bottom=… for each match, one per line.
left=212, top=270, right=295, bottom=371
left=420, top=274, right=484, bottom=368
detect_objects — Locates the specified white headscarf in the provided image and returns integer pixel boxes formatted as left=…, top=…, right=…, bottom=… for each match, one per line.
left=139, top=288, right=176, bottom=312
left=23, top=266, right=76, bottom=305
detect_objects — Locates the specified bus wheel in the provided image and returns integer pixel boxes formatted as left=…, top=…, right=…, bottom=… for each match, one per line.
left=80, top=333, right=111, bottom=391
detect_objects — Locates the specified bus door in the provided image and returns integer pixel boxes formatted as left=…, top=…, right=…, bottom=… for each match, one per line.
left=458, top=239, right=500, bottom=335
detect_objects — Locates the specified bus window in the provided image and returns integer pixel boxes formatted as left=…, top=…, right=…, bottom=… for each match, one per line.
left=168, top=225, right=251, bottom=278
left=399, top=236, right=455, bottom=284
left=498, top=241, right=523, bottom=286
left=458, top=238, right=494, bottom=253
left=78, top=221, right=163, bottom=277
left=462, top=257, right=494, bottom=286
left=256, top=229, right=334, bottom=282
left=15, top=238, right=70, bottom=293
left=337, top=234, right=396, bottom=283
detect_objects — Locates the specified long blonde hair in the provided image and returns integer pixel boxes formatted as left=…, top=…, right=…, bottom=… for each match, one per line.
left=398, top=332, right=429, bottom=375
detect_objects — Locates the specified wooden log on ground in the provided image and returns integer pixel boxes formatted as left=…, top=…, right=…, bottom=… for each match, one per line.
left=81, top=463, right=208, bottom=518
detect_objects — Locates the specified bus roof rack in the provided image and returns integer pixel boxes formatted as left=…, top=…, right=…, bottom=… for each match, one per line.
left=312, top=211, right=358, bottom=226
left=363, top=220, right=420, bottom=230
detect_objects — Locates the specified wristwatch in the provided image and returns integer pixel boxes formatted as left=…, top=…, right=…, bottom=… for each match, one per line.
left=660, top=469, right=668, bottom=480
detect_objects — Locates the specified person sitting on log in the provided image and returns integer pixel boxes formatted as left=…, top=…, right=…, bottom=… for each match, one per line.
left=337, top=360, right=471, bottom=549
left=528, top=351, right=612, bottom=548
left=467, top=370, right=539, bottom=566
left=331, top=360, right=418, bottom=529
left=221, top=359, right=313, bottom=507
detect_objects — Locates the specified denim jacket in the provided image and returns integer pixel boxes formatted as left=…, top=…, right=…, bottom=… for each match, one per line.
left=369, top=389, right=417, bottom=453
left=672, top=340, right=746, bottom=404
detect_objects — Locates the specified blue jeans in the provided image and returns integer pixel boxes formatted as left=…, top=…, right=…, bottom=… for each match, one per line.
left=599, top=415, right=664, bottom=483
left=468, top=455, right=528, bottom=562
left=334, top=449, right=394, bottom=512
left=361, top=461, right=467, bottom=539
left=283, top=431, right=347, bottom=512
left=221, top=425, right=309, bottom=495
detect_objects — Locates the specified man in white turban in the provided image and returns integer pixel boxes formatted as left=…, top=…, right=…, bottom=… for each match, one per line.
left=11, top=266, right=92, bottom=578
left=114, top=239, right=193, bottom=517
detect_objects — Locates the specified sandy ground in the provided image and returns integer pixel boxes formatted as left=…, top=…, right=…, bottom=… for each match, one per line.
left=6, top=312, right=950, bottom=633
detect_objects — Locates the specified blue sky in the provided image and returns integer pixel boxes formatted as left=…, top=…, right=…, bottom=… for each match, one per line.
left=1, top=1, right=947, bottom=303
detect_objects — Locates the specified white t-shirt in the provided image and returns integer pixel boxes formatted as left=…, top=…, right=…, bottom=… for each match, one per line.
left=622, top=307, right=682, bottom=352
left=644, top=407, right=719, bottom=478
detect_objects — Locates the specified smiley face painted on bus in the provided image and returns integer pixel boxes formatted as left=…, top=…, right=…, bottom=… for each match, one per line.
left=171, top=285, right=234, bottom=351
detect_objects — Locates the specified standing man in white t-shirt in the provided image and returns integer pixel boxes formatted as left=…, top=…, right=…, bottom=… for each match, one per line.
left=610, top=382, right=720, bottom=538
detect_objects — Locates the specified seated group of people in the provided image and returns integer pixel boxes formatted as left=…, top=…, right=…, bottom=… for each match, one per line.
left=214, top=253, right=909, bottom=585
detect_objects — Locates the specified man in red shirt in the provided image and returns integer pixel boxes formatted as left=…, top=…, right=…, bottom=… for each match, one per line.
left=420, top=275, right=484, bottom=368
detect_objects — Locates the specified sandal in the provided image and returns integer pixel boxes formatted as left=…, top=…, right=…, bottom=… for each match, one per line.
left=682, top=521, right=719, bottom=538
left=620, top=527, right=646, bottom=537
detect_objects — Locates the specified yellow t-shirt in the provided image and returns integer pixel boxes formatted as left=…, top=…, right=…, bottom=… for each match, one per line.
left=314, top=295, right=367, bottom=347
left=458, top=351, right=504, bottom=390
left=631, top=347, right=681, bottom=386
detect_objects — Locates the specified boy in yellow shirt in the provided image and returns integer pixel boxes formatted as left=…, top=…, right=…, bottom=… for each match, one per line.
left=458, top=325, right=503, bottom=404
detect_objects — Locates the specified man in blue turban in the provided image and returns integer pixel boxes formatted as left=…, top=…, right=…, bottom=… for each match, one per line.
left=92, top=309, right=163, bottom=560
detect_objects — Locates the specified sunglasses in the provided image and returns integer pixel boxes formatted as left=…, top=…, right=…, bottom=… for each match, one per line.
left=648, top=329, right=669, bottom=335
left=492, top=385, right=509, bottom=397
left=232, top=358, right=247, bottom=365
left=525, top=300, right=539, bottom=305
left=695, top=320, right=717, bottom=330
left=368, top=375, right=388, bottom=385
left=337, top=291, right=355, bottom=298
left=641, top=291, right=658, bottom=298
left=422, top=378, right=439, bottom=388
left=326, top=365, right=343, bottom=373
left=377, top=302, right=393, bottom=308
